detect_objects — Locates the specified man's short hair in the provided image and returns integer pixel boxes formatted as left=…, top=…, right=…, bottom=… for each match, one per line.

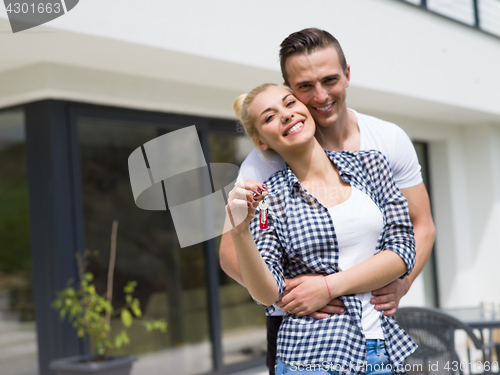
left=279, top=28, right=347, bottom=85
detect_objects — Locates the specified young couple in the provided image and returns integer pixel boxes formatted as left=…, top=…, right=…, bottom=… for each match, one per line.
left=220, top=28, right=435, bottom=375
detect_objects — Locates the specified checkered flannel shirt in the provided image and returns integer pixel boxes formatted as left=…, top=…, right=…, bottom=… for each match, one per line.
left=249, top=150, right=417, bottom=375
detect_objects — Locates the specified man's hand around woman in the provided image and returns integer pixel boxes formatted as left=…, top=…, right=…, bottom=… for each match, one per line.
left=370, top=278, right=409, bottom=316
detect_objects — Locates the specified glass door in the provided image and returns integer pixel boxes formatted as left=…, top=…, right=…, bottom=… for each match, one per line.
left=0, top=108, right=38, bottom=375
left=77, top=117, right=213, bottom=375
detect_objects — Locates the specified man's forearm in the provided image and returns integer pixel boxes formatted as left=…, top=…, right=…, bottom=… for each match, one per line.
left=400, top=183, right=436, bottom=292
left=406, top=219, right=436, bottom=287
left=368, top=224, right=433, bottom=315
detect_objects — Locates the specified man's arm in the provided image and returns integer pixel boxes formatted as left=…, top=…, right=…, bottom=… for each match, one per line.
left=370, top=182, right=436, bottom=315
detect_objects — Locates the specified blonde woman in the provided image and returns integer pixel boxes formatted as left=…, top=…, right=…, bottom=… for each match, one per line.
left=226, top=83, right=416, bottom=375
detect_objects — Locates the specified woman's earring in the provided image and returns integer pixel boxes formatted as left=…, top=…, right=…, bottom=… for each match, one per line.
left=258, top=197, right=269, bottom=229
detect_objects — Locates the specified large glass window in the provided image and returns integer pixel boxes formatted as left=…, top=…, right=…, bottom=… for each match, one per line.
left=0, top=109, right=38, bottom=375
left=78, top=118, right=213, bottom=375
left=208, top=132, right=267, bottom=366
left=400, top=0, right=500, bottom=38
left=427, top=0, right=476, bottom=25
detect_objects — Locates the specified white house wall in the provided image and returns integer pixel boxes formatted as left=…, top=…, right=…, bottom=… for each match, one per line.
left=2, top=0, right=500, bottom=120
left=467, top=125, right=500, bottom=306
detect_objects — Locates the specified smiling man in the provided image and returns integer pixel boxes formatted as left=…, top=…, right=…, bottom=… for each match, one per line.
left=219, top=28, right=435, bottom=375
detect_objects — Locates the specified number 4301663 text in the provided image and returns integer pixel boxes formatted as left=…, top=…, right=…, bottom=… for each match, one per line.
left=5, top=3, right=62, bottom=14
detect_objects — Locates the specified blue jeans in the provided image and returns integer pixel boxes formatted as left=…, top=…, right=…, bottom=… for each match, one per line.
left=275, top=339, right=393, bottom=375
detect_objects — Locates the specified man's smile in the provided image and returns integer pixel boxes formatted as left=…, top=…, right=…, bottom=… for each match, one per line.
left=313, top=102, right=334, bottom=113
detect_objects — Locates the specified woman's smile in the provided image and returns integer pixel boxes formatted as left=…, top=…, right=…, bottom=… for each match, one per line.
left=283, top=120, right=304, bottom=137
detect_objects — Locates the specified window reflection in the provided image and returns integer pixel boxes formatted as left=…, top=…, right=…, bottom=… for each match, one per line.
left=0, top=109, right=38, bottom=375
left=78, top=119, right=213, bottom=375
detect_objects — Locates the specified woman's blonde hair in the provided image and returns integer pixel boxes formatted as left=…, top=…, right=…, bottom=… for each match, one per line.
left=233, top=83, right=292, bottom=143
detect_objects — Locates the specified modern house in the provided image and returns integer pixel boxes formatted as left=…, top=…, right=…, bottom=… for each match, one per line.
left=0, top=1, right=499, bottom=375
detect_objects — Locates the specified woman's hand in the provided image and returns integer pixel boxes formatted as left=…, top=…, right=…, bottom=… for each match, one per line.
left=277, top=274, right=333, bottom=316
left=226, top=180, right=268, bottom=234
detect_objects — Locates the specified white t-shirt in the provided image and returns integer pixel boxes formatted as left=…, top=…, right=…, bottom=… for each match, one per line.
left=328, top=186, right=384, bottom=339
left=236, top=109, right=422, bottom=316
left=236, top=109, right=423, bottom=190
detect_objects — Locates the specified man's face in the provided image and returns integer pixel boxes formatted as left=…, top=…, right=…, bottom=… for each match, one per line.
left=284, top=47, right=350, bottom=129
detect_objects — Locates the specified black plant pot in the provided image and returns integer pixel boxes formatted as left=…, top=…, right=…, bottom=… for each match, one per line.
left=49, top=355, right=137, bottom=375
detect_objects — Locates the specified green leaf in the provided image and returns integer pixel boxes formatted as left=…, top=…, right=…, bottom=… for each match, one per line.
left=104, top=302, right=113, bottom=312
left=156, top=320, right=168, bottom=332
left=121, top=309, right=133, bottom=327
left=114, top=335, right=123, bottom=348
left=121, top=330, right=130, bottom=345
left=123, top=281, right=137, bottom=294
left=131, top=299, right=142, bottom=317
left=143, top=320, right=167, bottom=333
left=85, top=273, right=94, bottom=282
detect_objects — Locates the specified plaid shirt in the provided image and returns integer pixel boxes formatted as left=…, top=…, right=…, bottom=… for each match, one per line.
left=249, top=150, right=417, bottom=375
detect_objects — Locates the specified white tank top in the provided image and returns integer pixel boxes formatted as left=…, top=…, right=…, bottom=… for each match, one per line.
left=328, top=186, right=385, bottom=339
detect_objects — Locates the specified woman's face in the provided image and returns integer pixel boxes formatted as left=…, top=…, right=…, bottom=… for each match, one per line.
left=248, top=86, right=316, bottom=155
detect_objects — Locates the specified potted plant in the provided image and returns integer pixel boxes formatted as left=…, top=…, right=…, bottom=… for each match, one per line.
left=49, top=221, right=167, bottom=375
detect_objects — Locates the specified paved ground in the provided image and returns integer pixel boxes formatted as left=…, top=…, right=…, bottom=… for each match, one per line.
left=0, top=315, right=267, bottom=375
left=229, top=365, right=267, bottom=375
left=0, top=318, right=38, bottom=375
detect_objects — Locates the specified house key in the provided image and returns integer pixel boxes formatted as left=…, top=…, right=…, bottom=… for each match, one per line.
left=258, top=197, right=269, bottom=229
